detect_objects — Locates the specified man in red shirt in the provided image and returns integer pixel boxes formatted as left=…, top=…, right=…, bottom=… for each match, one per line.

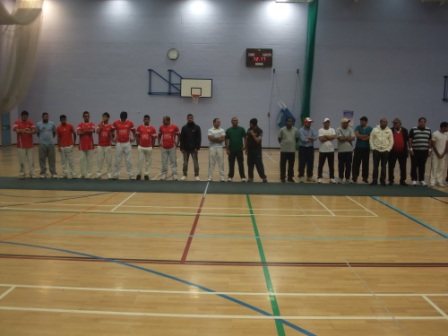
left=56, top=115, right=77, bottom=178
left=96, top=112, right=113, bottom=179
left=77, top=111, right=96, bottom=178
left=112, top=111, right=136, bottom=179
left=13, top=110, right=36, bottom=179
left=388, top=118, right=409, bottom=186
left=158, top=115, right=180, bottom=180
left=136, top=115, right=157, bottom=180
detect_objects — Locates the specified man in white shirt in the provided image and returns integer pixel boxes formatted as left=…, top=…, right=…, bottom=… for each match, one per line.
left=369, top=118, right=394, bottom=186
left=317, top=118, right=337, bottom=183
left=430, top=121, right=448, bottom=187
left=207, top=118, right=226, bottom=181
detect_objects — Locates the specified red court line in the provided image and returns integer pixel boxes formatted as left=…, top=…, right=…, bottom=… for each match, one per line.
left=0, top=192, right=118, bottom=242
left=180, top=195, right=206, bottom=263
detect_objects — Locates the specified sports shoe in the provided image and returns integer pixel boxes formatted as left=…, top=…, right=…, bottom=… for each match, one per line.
left=297, top=177, right=304, bottom=183
left=62, top=175, right=68, bottom=179
left=207, top=177, right=212, bottom=181
left=227, top=177, right=232, bottom=182
left=247, top=178, right=253, bottom=182
left=262, top=178, right=268, bottom=183
left=281, top=178, right=286, bottom=183
left=241, top=177, right=247, bottom=182
left=107, top=173, right=112, bottom=179
left=361, top=179, right=369, bottom=184
left=173, top=175, right=178, bottom=181
left=129, top=175, right=134, bottom=180
left=430, top=182, right=436, bottom=187
left=438, top=182, right=447, bottom=187
left=136, top=175, right=141, bottom=180
left=306, top=177, right=315, bottom=183
left=317, top=178, right=322, bottom=183
left=400, top=181, right=408, bottom=186
left=19, top=174, right=25, bottom=180
left=181, top=176, right=187, bottom=180
left=40, top=174, right=46, bottom=179
left=160, top=175, right=166, bottom=180
left=420, top=181, right=427, bottom=187
left=412, top=180, right=417, bottom=186
left=329, top=179, right=336, bottom=184
left=220, top=178, right=225, bottom=182
left=195, top=176, right=200, bottom=181
left=287, top=177, right=295, bottom=183
left=144, top=175, right=149, bottom=180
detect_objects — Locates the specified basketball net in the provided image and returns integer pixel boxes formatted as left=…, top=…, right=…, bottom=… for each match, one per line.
left=192, top=94, right=200, bottom=104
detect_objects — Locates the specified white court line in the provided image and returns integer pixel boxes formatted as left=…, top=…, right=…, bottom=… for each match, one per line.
left=0, top=286, right=15, bottom=301
left=110, top=192, right=136, bottom=212
left=422, top=295, right=448, bottom=318
left=2, top=284, right=446, bottom=298
left=312, top=196, right=336, bottom=216
left=346, top=196, right=379, bottom=217
left=0, top=306, right=445, bottom=320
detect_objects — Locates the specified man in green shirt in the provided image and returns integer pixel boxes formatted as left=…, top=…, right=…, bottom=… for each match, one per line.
left=225, top=117, right=247, bottom=182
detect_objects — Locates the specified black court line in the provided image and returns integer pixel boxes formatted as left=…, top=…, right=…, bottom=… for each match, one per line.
left=1, top=177, right=447, bottom=196
left=1, top=254, right=448, bottom=268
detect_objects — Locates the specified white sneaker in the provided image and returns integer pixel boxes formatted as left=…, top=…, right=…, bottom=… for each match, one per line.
left=52, top=174, right=58, bottom=179
left=107, top=173, right=112, bottom=179
left=173, top=175, right=178, bottom=181
left=438, top=182, right=447, bottom=187
left=227, top=177, right=232, bottom=182
left=329, top=179, right=337, bottom=184
left=420, top=181, right=427, bottom=187
left=298, top=177, right=304, bottom=183
left=317, top=178, right=322, bottom=183
left=241, top=177, right=247, bottom=182
left=207, top=177, right=212, bottom=181
left=306, top=177, right=315, bottom=183
left=40, top=174, right=46, bottom=179
left=412, top=180, right=417, bottom=186
left=181, top=176, right=187, bottom=180
left=195, top=176, right=200, bottom=181
left=220, top=178, right=225, bottom=182
left=160, top=175, right=166, bottom=180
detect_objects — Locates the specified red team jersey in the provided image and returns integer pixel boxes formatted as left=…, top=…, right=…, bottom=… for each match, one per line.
left=56, top=124, right=75, bottom=147
left=77, top=122, right=95, bottom=151
left=97, top=123, right=113, bottom=146
left=136, top=125, right=157, bottom=147
left=113, top=120, right=135, bottom=143
left=13, top=120, right=35, bottom=148
left=159, top=124, right=180, bottom=149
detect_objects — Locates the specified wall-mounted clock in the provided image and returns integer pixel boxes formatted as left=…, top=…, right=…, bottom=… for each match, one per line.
left=167, top=48, right=179, bottom=60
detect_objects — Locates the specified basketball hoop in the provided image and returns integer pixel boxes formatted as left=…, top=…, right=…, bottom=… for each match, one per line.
left=191, top=93, right=201, bottom=104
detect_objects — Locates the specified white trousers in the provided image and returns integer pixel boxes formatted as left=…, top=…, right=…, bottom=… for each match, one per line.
left=114, top=142, right=133, bottom=178
left=97, top=145, right=112, bottom=178
left=60, top=145, right=76, bottom=177
left=137, top=146, right=153, bottom=176
left=79, top=150, right=94, bottom=178
left=160, top=147, right=177, bottom=177
left=208, top=146, right=225, bottom=180
left=18, top=148, right=35, bottom=177
left=430, top=154, right=446, bottom=185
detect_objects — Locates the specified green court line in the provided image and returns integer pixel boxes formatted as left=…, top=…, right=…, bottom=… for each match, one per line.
left=0, top=227, right=444, bottom=241
left=246, top=194, right=285, bottom=336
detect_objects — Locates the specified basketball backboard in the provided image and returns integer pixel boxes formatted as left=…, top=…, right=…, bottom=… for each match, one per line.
left=180, top=78, right=213, bottom=98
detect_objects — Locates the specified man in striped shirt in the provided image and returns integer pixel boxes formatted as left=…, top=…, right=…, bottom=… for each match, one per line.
left=408, top=117, right=432, bottom=186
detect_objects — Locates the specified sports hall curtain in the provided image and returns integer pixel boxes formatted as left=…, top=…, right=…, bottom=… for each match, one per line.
left=0, top=0, right=43, bottom=115
left=300, top=0, right=319, bottom=122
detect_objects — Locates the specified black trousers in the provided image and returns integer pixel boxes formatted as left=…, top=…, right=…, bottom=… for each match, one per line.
left=388, top=150, right=407, bottom=183
left=247, top=147, right=266, bottom=179
left=298, top=146, right=314, bottom=178
left=352, top=147, right=370, bottom=181
left=372, top=150, right=389, bottom=183
left=228, top=150, right=245, bottom=178
left=338, top=151, right=353, bottom=180
left=410, top=150, right=429, bottom=181
left=280, top=152, right=295, bottom=180
left=317, top=152, right=334, bottom=179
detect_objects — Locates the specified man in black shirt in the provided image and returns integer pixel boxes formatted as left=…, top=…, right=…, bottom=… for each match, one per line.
left=180, top=114, right=202, bottom=181
left=245, top=118, right=267, bottom=182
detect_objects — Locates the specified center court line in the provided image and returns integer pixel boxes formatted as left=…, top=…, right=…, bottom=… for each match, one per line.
left=312, top=195, right=335, bottom=216
left=0, top=306, right=445, bottom=320
left=1, top=284, right=447, bottom=297
left=111, top=192, right=136, bottom=212
left=0, top=240, right=315, bottom=336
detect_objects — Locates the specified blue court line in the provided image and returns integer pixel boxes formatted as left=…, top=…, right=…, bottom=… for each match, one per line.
left=0, top=228, right=444, bottom=241
left=371, top=196, right=448, bottom=239
left=0, top=241, right=316, bottom=336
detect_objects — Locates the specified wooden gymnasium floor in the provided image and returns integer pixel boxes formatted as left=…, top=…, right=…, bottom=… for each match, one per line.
left=0, top=146, right=447, bottom=336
